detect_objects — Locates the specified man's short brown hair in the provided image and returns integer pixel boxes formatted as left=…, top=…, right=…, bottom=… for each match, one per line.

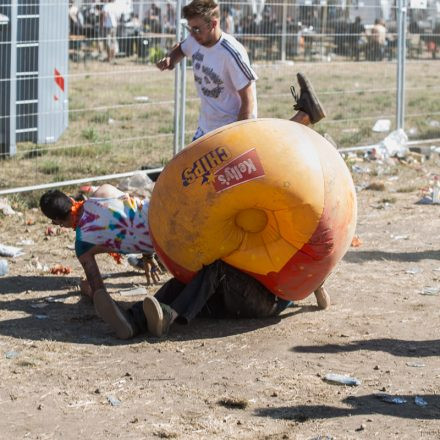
left=182, top=0, right=220, bottom=22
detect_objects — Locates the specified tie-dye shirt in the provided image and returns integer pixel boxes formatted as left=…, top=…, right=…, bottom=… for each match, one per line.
left=75, top=195, right=153, bottom=257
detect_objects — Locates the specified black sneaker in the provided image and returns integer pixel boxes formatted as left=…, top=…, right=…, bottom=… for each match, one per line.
left=291, top=72, right=326, bottom=124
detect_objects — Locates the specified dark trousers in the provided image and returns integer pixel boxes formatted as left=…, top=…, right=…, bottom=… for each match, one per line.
left=128, top=260, right=291, bottom=335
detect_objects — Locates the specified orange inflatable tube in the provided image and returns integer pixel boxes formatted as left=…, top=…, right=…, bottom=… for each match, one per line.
left=149, top=118, right=356, bottom=301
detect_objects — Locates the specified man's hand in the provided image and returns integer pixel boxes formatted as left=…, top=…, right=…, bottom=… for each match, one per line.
left=156, top=56, right=174, bottom=71
left=156, top=44, right=184, bottom=71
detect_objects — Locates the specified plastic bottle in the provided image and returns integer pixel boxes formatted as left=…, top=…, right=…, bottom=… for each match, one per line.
left=324, top=373, right=361, bottom=386
left=0, top=259, right=8, bottom=276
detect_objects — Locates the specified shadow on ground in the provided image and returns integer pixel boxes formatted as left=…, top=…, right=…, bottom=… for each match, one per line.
left=292, top=338, right=440, bottom=357
left=344, top=250, right=440, bottom=264
left=0, top=272, right=146, bottom=295
left=0, top=275, right=316, bottom=346
left=254, top=394, right=440, bottom=421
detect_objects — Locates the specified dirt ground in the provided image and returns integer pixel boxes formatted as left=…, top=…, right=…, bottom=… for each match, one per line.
left=0, top=153, right=439, bottom=440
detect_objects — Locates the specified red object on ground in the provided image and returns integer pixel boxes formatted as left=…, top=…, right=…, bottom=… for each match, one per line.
left=50, top=264, right=72, bottom=275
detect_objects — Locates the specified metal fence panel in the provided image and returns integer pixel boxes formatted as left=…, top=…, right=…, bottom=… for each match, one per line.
left=1, top=0, right=177, bottom=193
left=0, top=1, right=17, bottom=157
left=404, top=0, right=440, bottom=139
left=178, top=0, right=402, bottom=150
left=37, top=0, right=69, bottom=144
left=0, top=0, right=439, bottom=195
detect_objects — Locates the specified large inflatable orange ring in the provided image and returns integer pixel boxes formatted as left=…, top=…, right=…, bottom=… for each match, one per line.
left=149, top=119, right=356, bottom=301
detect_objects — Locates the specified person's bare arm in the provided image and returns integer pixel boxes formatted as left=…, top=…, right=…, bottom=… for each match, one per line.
left=156, top=43, right=185, bottom=71
left=237, top=82, right=255, bottom=121
left=78, top=245, right=112, bottom=296
left=79, top=253, right=105, bottom=295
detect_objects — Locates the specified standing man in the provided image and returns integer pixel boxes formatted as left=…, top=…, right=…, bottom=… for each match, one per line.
left=101, top=0, right=119, bottom=63
left=156, top=0, right=258, bottom=141
left=371, top=18, right=387, bottom=61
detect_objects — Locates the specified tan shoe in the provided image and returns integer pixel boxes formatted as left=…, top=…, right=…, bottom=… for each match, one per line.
left=94, top=288, right=134, bottom=339
left=314, top=286, right=331, bottom=310
left=142, top=296, right=174, bottom=337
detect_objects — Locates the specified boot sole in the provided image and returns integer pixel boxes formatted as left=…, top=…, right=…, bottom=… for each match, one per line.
left=94, top=289, right=134, bottom=339
left=143, top=296, right=164, bottom=337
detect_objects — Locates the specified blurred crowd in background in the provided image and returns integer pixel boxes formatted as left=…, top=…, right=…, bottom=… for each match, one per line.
left=68, top=0, right=440, bottom=62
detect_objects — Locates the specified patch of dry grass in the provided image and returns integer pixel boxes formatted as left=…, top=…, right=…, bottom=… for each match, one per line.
left=2, top=58, right=439, bottom=200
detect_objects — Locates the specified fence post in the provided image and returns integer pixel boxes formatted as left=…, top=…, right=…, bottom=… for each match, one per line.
left=396, top=0, right=407, bottom=130
left=0, top=1, right=17, bottom=157
left=281, top=0, right=287, bottom=62
left=179, top=24, right=187, bottom=152
left=173, top=0, right=183, bottom=155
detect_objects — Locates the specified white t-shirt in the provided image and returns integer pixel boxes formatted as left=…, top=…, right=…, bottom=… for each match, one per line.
left=103, top=2, right=118, bottom=29
left=181, top=32, right=258, bottom=133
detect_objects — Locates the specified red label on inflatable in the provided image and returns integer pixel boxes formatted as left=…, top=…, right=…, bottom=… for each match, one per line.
left=213, top=148, right=265, bottom=192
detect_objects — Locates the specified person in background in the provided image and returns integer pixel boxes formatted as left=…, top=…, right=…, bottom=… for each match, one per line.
left=220, top=6, right=234, bottom=35
left=144, top=2, right=162, bottom=33
left=101, top=0, right=119, bottom=63
left=163, top=3, right=176, bottom=34
left=426, top=23, right=440, bottom=59
left=69, top=1, right=84, bottom=36
left=371, top=18, right=387, bottom=61
left=349, top=16, right=365, bottom=61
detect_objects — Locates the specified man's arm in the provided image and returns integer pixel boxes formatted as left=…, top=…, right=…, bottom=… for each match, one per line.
left=156, top=43, right=185, bottom=70
left=237, top=82, right=255, bottom=121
